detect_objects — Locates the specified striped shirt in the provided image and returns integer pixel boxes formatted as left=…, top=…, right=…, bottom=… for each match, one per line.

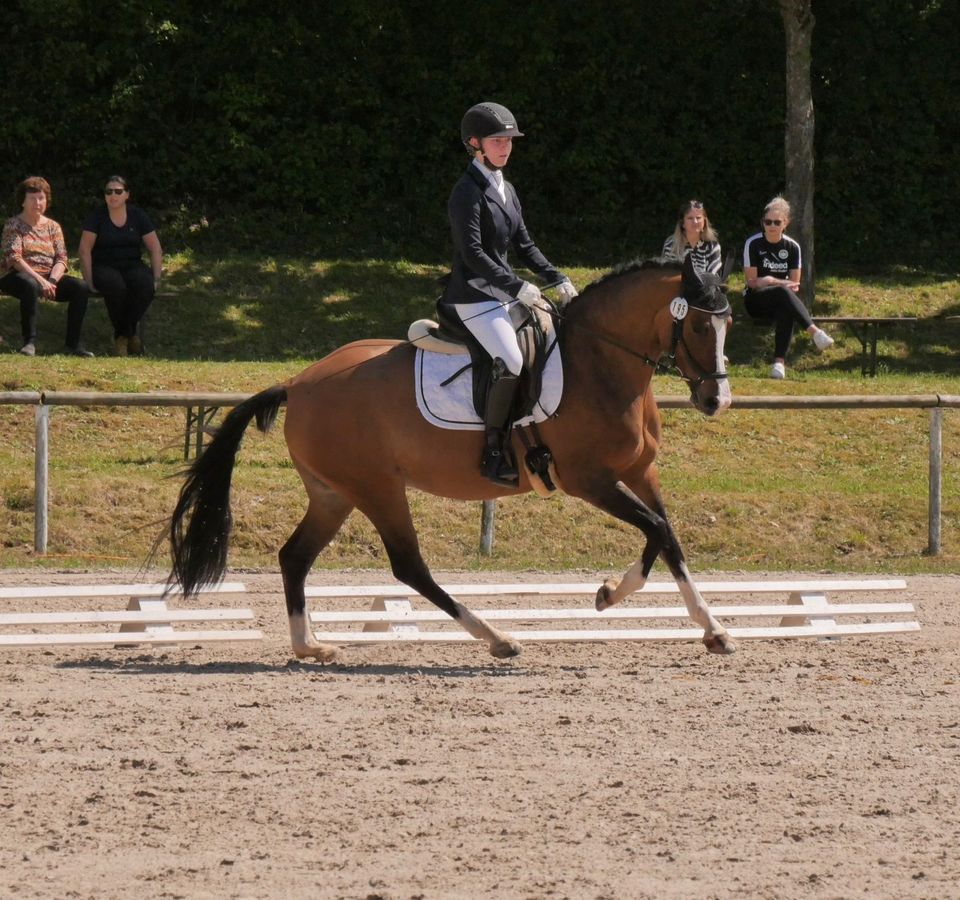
left=661, top=236, right=721, bottom=274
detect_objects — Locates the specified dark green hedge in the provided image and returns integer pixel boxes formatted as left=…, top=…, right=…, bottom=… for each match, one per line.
left=1, top=0, right=956, bottom=268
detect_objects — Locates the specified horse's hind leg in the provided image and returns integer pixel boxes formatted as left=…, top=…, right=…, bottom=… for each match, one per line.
left=279, top=478, right=354, bottom=662
left=584, top=479, right=735, bottom=655
left=360, top=489, right=521, bottom=659
left=596, top=539, right=659, bottom=612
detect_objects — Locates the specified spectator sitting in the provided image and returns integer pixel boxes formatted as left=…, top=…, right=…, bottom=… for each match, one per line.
left=661, top=199, right=721, bottom=274
left=78, top=175, right=163, bottom=356
left=742, top=195, right=833, bottom=379
left=0, top=176, right=94, bottom=357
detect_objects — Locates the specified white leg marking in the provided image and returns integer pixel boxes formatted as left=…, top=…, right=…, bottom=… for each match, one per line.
left=712, top=315, right=732, bottom=410
left=454, top=601, right=521, bottom=659
left=676, top=562, right=725, bottom=639
left=288, top=610, right=338, bottom=662
left=602, top=557, right=648, bottom=608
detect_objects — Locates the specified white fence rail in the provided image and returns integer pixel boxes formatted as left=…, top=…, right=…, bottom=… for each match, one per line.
left=1, top=391, right=957, bottom=556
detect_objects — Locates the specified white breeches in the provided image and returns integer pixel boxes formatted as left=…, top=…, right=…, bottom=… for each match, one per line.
left=453, top=299, right=525, bottom=376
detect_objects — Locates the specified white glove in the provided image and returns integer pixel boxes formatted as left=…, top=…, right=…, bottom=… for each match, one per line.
left=555, top=279, right=578, bottom=305
left=516, top=281, right=542, bottom=309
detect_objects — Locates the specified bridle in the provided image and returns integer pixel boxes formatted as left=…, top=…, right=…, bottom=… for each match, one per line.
left=551, top=288, right=731, bottom=388
left=665, top=296, right=731, bottom=388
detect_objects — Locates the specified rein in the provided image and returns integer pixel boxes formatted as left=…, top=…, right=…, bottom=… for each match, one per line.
left=668, top=315, right=729, bottom=387
left=546, top=295, right=729, bottom=388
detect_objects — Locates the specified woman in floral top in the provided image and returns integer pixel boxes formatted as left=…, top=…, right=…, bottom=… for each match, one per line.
left=0, top=176, right=93, bottom=356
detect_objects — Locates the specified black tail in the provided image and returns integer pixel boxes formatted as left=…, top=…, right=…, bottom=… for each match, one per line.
left=168, top=385, right=286, bottom=597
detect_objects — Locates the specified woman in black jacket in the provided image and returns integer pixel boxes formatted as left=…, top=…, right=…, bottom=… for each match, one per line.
left=438, top=102, right=576, bottom=486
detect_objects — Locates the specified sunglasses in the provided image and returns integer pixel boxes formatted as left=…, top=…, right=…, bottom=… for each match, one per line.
left=763, top=218, right=783, bottom=226
left=104, top=188, right=126, bottom=195
left=689, top=200, right=703, bottom=209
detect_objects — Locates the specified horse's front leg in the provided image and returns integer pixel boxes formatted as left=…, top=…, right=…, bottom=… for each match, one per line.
left=582, top=479, right=735, bottom=655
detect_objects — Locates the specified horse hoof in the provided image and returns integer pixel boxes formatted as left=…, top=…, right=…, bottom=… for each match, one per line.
left=293, top=643, right=340, bottom=663
left=490, top=639, right=522, bottom=659
left=595, top=581, right=617, bottom=612
left=703, top=634, right=737, bottom=655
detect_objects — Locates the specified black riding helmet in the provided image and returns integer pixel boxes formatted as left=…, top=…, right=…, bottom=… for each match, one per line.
left=460, top=102, right=524, bottom=150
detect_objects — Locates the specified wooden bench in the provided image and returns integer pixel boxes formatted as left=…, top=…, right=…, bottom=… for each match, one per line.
left=0, top=581, right=262, bottom=648
left=303, top=579, right=919, bottom=644
left=749, top=314, right=919, bottom=376
left=811, top=316, right=919, bottom=376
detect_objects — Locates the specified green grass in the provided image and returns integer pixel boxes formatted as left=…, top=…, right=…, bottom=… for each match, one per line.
left=0, top=254, right=958, bottom=575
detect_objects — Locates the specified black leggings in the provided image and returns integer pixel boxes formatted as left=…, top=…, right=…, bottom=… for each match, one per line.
left=0, top=270, right=90, bottom=347
left=93, top=263, right=155, bottom=338
left=744, top=285, right=813, bottom=360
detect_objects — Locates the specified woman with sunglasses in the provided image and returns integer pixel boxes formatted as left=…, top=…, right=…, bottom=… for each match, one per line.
left=78, top=176, right=163, bottom=356
left=0, top=176, right=94, bottom=357
left=742, top=195, right=833, bottom=379
left=661, top=199, right=721, bottom=274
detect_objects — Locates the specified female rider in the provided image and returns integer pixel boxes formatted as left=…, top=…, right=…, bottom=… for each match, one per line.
left=438, top=102, right=577, bottom=487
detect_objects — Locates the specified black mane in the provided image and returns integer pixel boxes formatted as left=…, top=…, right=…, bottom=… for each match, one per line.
left=568, top=257, right=681, bottom=306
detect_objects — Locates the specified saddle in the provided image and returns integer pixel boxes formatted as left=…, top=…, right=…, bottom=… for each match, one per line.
left=408, top=300, right=557, bottom=421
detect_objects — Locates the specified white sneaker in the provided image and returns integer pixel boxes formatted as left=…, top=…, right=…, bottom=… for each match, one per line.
left=812, top=327, right=834, bottom=351
left=770, top=361, right=786, bottom=379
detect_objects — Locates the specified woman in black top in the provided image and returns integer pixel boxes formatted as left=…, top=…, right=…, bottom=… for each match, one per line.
left=78, top=176, right=163, bottom=356
left=742, top=195, right=833, bottom=379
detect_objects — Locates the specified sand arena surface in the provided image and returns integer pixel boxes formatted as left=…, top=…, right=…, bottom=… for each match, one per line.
left=0, top=569, right=958, bottom=899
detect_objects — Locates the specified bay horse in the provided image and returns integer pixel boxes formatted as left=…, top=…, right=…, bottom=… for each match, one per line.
left=167, top=254, right=735, bottom=661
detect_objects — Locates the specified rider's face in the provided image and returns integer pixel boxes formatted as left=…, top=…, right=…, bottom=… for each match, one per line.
left=478, top=136, right=513, bottom=168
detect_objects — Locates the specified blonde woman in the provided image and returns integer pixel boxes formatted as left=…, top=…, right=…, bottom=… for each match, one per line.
left=742, top=195, right=832, bottom=379
left=661, top=199, right=721, bottom=274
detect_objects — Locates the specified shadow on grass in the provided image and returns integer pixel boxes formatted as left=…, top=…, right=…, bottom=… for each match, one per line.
left=3, top=255, right=957, bottom=373
left=0, top=257, right=445, bottom=363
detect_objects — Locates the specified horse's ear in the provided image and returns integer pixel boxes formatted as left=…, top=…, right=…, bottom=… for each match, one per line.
left=720, top=251, right=736, bottom=284
left=681, top=252, right=703, bottom=288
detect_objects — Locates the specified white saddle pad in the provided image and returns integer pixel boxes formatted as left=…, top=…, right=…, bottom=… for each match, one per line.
left=414, top=344, right=563, bottom=431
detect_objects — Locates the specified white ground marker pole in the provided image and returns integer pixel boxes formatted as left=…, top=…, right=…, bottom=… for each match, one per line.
left=34, top=405, right=49, bottom=554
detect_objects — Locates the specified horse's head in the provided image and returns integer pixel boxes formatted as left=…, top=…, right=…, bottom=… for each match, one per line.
left=660, top=254, right=733, bottom=417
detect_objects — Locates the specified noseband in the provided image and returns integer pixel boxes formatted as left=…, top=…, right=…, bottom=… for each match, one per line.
left=666, top=297, right=730, bottom=390
left=660, top=295, right=730, bottom=388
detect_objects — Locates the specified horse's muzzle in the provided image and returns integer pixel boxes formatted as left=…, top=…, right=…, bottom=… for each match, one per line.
left=690, top=377, right=731, bottom=417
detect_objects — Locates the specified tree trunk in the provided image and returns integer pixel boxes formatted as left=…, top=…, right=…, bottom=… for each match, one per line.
left=779, top=0, right=816, bottom=309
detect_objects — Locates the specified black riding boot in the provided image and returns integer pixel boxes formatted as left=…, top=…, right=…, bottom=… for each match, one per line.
left=480, top=360, right=520, bottom=487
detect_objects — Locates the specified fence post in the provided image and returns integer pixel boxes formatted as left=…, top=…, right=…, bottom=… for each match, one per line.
left=928, top=407, right=942, bottom=555
left=34, top=405, right=49, bottom=554
left=480, top=499, right=496, bottom=555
